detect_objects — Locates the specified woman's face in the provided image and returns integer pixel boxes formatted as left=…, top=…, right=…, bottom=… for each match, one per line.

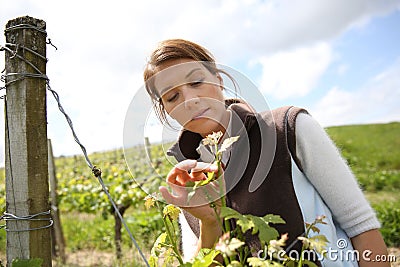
left=153, top=59, right=230, bottom=137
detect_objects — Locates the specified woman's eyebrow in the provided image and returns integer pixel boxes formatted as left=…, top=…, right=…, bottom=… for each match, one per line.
left=159, top=68, right=203, bottom=95
left=185, top=68, right=202, bottom=78
left=160, top=85, right=172, bottom=96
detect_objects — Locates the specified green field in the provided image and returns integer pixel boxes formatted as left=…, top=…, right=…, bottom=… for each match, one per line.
left=0, top=122, right=399, bottom=265
left=326, top=122, right=400, bottom=248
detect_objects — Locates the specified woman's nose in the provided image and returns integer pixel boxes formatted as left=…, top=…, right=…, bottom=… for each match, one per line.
left=183, top=89, right=200, bottom=109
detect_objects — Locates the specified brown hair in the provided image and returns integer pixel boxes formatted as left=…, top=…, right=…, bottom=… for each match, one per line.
left=144, top=39, right=237, bottom=125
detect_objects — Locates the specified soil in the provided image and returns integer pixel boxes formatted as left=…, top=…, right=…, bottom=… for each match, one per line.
left=53, top=250, right=115, bottom=266
left=388, top=248, right=400, bottom=267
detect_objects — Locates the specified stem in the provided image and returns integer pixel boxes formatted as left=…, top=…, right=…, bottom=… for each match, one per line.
left=217, top=163, right=230, bottom=234
left=297, top=223, right=314, bottom=267
left=297, top=247, right=305, bottom=267
left=210, top=200, right=225, bottom=232
left=236, top=229, right=246, bottom=265
left=216, top=156, right=234, bottom=265
left=222, top=253, right=230, bottom=266
left=157, top=203, right=184, bottom=265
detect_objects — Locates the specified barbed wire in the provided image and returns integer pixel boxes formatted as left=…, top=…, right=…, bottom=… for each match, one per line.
left=1, top=24, right=150, bottom=266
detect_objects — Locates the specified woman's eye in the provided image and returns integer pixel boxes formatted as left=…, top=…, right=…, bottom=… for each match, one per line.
left=166, top=93, right=179, bottom=102
left=190, top=79, right=204, bottom=87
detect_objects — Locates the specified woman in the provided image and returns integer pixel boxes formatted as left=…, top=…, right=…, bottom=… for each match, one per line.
left=143, top=39, right=389, bottom=266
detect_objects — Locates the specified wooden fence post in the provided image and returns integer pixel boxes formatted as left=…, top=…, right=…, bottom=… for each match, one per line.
left=4, top=16, right=51, bottom=266
left=48, top=139, right=66, bottom=263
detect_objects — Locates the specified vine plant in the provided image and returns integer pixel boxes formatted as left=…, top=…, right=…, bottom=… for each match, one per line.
left=145, top=132, right=328, bottom=266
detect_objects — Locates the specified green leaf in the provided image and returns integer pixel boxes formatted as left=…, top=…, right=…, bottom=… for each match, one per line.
left=237, top=216, right=256, bottom=233
left=284, top=260, right=296, bottom=267
left=305, top=222, right=322, bottom=234
left=227, top=260, right=243, bottom=267
left=197, top=248, right=213, bottom=258
left=300, top=260, right=319, bottom=267
left=163, top=204, right=181, bottom=221
left=308, top=224, right=321, bottom=234
left=221, top=208, right=283, bottom=244
left=161, top=248, right=176, bottom=267
left=185, top=181, right=195, bottom=187
left=151, top=232, right=168, bottom=256
left=250, top=216, right=279, bottom=245
left=220, top=207, right=242, bottom=218
left=262, top=214, right=285, bottom=224
left=149, top=256, right=158, bottom=267
left=247, top=257, right=285, bottom=267
left=187, top=171, right=216, bottom=196
left=180, top=263, right=193, bottom=267
left=306, top=234, right=329, bottom=254
left=12, top=258, right=43, bottom=267
left=192, top=248, right=221, bottom=267
left=197, top=174, right=215, bottom=186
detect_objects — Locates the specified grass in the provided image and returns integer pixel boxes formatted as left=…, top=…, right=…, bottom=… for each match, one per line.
left=365, top=191, right=400, bottom=206
left=327, top=122, right=400, bottom=247
left=326, top=122, right=400, bottom=191
left=58, top=209, right=159, bottom=266
left=60, top=209, right=163, bottom=252
left=326, top=122, right=400, bottom=167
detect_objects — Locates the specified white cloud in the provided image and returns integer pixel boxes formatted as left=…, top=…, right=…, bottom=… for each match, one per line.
left=257, top=42, right=333, bottom=99
left=206, top=0, right=400, bottom=59
left=311, top=87, right=359, bottom=126
left=311, top=58, right=400, bottom=126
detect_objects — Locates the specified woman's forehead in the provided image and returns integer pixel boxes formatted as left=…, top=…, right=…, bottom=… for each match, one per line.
left=153, top=61, right=210, bottom=95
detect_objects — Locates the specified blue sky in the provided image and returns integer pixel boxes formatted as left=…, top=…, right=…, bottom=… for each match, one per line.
left=0, top=0, right=400, bottom=164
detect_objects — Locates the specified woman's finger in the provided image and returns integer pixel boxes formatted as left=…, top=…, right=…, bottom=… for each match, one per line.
left=175, top=159, right=197, bottom=171
left=159, top=186, right=183, bottom=206
left=190, top=171, right=207, bottom=181
left=190, top=162, right=219, bottom=181
left=166, top=159, right=198, bottom=185
left=191, top=162, right=218, bottom=173
left=166, top=160, right=220, bottom=185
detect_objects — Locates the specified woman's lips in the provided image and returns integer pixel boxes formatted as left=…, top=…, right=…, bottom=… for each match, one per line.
left=192, top=108, right=210, bottom=120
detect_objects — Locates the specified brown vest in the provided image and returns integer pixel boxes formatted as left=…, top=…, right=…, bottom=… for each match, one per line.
left=167, top=104, right=310, bottom=257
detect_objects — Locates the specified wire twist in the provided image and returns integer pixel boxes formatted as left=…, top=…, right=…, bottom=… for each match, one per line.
left=4, top=23, right=47, bottom=34
left=0, top=210, right=53, bottom=232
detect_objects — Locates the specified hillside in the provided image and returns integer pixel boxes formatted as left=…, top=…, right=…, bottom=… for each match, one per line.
left=326, top=122, right=400, bottom=192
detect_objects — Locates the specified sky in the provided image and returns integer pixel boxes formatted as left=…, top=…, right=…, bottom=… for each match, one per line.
left=1, top=0, right=400, bottom=166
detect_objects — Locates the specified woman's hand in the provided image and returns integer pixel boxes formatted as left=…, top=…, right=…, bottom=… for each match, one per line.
left=159, top=159, right=225, bottom=223
left=160, top=159, right=225, bottom=256
left=351, top=229, right=390, bottom=267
